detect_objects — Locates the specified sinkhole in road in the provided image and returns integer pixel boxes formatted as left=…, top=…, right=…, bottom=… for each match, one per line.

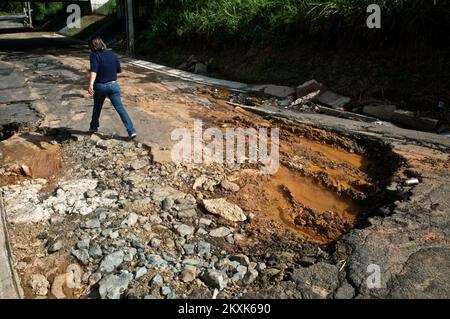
left=195, top=95, right=401, bottom=244
left=222, top=124, right=400, bottom=244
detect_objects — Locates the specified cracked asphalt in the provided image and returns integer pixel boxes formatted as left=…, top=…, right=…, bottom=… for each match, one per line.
left=0, top=32, right=449, bottom=299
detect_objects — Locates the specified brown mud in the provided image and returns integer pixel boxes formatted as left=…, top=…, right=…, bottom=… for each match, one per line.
left=0, top=133, right=62, bottom=187
left=191, top=90, right=397, bottom=244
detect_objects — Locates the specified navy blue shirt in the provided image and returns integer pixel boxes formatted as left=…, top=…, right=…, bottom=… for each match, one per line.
left=90, top=50, right=122, bottom=83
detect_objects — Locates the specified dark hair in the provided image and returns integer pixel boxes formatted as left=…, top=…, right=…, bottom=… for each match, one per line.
left=89, top=37, right=107, bottom=52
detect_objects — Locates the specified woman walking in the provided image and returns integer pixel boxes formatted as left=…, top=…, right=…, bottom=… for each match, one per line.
left=87, top=37, right=137, bottom=139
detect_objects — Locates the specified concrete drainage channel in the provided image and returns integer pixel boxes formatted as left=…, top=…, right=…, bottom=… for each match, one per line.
left=0, top=110, right=421, bottom=299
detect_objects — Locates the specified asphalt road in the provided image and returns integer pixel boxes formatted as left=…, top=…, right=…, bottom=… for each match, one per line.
left=0, top=32, right=449, bottom=299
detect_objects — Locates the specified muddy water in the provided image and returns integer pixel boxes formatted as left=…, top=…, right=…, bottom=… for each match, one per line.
left=269, top=166, right=359, bottom=219
left=262, top=166, right=359, bottom=243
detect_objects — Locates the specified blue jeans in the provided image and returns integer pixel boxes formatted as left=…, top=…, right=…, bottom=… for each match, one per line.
left=90, top=82, right=136, bottom=136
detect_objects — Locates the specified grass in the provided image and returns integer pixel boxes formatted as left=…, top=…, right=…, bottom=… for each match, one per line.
left=31, top=3, right=64, bottom=25
left=143, top=0, right=450, bottom=44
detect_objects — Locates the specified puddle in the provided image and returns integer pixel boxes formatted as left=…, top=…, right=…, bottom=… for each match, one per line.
left=262, top=166, right=359, bottom=243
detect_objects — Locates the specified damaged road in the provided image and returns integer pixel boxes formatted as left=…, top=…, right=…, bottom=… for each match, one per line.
left=0, top=32, right=449, bottom=299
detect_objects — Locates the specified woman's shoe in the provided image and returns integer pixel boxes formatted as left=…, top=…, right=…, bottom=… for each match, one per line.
left=130, top=133, right=137, bottom=140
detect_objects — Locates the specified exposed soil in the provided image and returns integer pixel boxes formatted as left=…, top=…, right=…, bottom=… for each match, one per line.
left=177, top=90, right=398, bottom=244
left=0, top=133, right=62, bottom=187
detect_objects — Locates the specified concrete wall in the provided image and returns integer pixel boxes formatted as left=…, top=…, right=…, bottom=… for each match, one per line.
left=90, top=0, right=110, bottom=12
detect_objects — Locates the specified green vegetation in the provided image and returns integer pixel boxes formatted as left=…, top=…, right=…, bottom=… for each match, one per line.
left=0, top=3, right=23, bottom=14
left=31, top=3, right=65, bottom=26
left=144, top=0, right=449, bottom=44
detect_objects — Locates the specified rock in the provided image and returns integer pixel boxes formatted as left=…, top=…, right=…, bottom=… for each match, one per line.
left=197, top=241, right=211, bottom=257
left=167, top=291, right=178, bottom=299
left=199, top=218, right=212, bottom=226
left=150, top=238, right=162, bottom=248
left=161, top=286, right=171, bottom=296
left=152, top=186, right=185, bottom=203
left=196, top=228, right=208, bottom=236
left=162, top=198, right=174, bottom=211
left=82, top=218, right=101, bottom=229
left=183, top=244, right=195, bottom=255
left=220, top=180, right=240, bottom=192
left=130, top=159, right=147, bottom=170
left=99, top=251, right=124, bottom=273
left=178, top=209, right=197, bottom=218
left=150, top=274, right=164, bottom=287
left=29, top=274, right=49, bottom=296
left=209, top=227, right=232, bottom=238
left=229, top=254, right=250, bottom=266
left=334, top=282, right=355, bottom=299
left=89, top=273, right=102, bottom=285
left=50, top=215, right=64, bottom=225
left=123, top=247, right=137, bottom=262
left=89, top=243, right=103, bottom=259
left=392, top=110, right=439, bottom=131
left=180, top=265, right=198, bottom=283
left=135, top=266, right=148, bottom=280
left=71, top=248, right=90, bottom=265
left=201, top=270, right=227, bottom=290
left=194, top=63, right=207, bottom=74
left=48, top=238, right=64, bottom=253
left=296, top=80, right=325, bottom=98
left=203, top=198, right=246, bottom=222
left=77, top=238, right=90, bottom=249
left=147, top=254, right=168, bottom=268
left=85, top=190, right=97, bottom=198
left=51, top=274, right=68, bottom=299
left=314, top=90, right=350, bottom=109
left=263, top=85, right=295, bottom=98
left=193, top=176, right=208, bottom=190
left=176, top=224, right=195, bottom=237
left=202, top=179, right=217, bottom=192
left=20, top=164, right=32, bottom=177
left=16, top=261, right=27, bottom=271
left=242, top=269, right=258, bottom=285
left=404, top=178, right=420, bottom=186
left=291, top=263, right=339, bottom=298
left=121, top=212, right=138, bottom=228
left=99, top=271, right=133, bottom=299
left=362, top=104, right=396, bottom=121
left=96, top=139, right=116, bottom=150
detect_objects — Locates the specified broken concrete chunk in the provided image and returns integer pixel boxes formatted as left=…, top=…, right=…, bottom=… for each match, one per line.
left=362, top=104, right=396, bottom=121
left=392, top=110, right=439, bottom=131
left=314, top=90, right=351, bottom=109
left=220, top=179, right=240, bottom=192
left=99, top=271, right=133, bottom=299
left=296, top=79, right=325, bottom=98
left=29, top=274, right=49, bottom=296
left=203, top=198, right=246, bottom=222
left=263, top=85, right=295, bottom=98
